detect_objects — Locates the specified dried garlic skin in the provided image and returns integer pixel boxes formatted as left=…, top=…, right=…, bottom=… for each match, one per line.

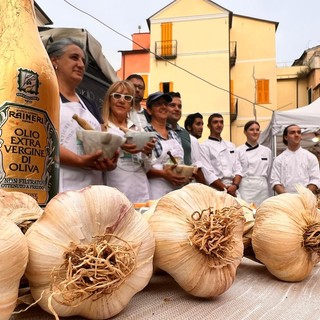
left=0, top=215, right=28, bottom=320
left=252, top=185, right=320, bottom=282
left=149, top=183, right=245, bottom=297
left=25, top=185, right=155, bottom=319
left=0, top=189, right=43, bottom=232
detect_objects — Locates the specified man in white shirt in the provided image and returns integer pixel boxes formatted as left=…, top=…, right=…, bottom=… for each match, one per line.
left=126, top=74, right=149, bottom=129
left=270, top=124, right=320, bottom=194
left=201, top=113, right=242, bottom=196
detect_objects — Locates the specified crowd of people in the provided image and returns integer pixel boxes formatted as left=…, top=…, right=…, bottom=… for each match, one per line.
left=48, top=37, right=320, bottom=206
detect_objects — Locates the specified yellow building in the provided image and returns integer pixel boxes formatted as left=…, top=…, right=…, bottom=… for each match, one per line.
left=279, top=45, right=320, bottom=105
left=147, top=0, right=279, bottom=144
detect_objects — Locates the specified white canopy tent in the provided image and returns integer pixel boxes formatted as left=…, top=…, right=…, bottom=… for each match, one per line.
left=259, top=97, right=320, bottom=160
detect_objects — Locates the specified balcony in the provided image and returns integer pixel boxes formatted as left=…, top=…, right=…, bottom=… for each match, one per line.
left=230, top=41, right=237, bottom=67
left=155, top=40, right=177, bottom=60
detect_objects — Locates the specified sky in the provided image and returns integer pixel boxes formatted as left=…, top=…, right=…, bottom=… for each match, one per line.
left=35, top=0, right=320, bottom=71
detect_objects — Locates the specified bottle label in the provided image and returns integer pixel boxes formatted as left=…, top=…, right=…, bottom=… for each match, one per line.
left=0, top=102, right=59, bottom=206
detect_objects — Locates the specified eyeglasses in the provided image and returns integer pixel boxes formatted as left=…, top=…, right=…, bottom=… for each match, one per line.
left=111, top=93, right=133, bottom=102
left=133, top=84, right=145, bottom=90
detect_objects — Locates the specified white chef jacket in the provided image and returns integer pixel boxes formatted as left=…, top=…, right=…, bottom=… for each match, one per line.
left=270, top=147, right=320, bottom=194
left=190, top=135, right=203, bottom=168
left=104, top=121, right=152, bottom=203
left=59, top=97, right=103, bottom=192
left=200, top=137, right=242, bottom=186
left=237, top=143, right=272, bottom=205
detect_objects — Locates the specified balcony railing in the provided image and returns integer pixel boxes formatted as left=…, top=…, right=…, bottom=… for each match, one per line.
left=155, top=40, right=177, bottom=60
left=230, top=41, right=237, bottom=67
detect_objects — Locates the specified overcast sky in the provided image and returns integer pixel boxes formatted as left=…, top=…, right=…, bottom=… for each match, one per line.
left=36, top=0, right=320, bottom=71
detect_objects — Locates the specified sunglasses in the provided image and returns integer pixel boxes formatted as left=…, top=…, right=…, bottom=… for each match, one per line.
left=111, top=93, right=133, bottom=102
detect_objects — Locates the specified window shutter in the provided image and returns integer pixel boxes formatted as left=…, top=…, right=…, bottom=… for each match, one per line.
left=257, top=79, right=269, bottom=104
left=161, top=23, right=172, bottom=56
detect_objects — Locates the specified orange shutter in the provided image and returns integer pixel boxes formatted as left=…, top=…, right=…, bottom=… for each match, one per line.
left=257, top=79, right=270, bottom=104
left=161, top=23, right=172, bottom=56
left=141, top=74, right=148, bottom=99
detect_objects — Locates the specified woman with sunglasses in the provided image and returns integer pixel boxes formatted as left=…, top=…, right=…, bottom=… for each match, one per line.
left=47, top=38, right=118, bottom=192
left=101, top=80, right=155, bottom=203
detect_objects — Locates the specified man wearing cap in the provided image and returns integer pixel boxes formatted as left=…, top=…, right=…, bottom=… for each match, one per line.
left=144, top=91, right=187, bottom=199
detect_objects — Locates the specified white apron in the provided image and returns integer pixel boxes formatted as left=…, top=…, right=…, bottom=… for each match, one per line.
left=238, top=176, right=269, bottom=206
left=149, top=139, right=184, bottom=200
left=59, top=97, right=103, bottom=192
left=104, top=124, right=150, bottom=203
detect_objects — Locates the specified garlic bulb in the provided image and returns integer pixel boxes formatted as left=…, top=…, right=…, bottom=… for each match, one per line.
left=0, top=214, right=28, bottom=320
left=148, top=183, right=245, bottom=297
left=252, top=185, right=320, bottom=281
left=0, top=189, right=43, bottom=233
left=25, top=185, right=155, bottom=319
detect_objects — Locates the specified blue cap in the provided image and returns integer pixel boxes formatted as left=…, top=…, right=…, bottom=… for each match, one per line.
left=146, top=91, right=172, bottom=108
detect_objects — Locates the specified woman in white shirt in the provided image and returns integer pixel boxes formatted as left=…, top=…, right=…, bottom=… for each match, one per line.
left=237, top=120, right=272, bottom=206
left=101, top=80, right=154, bottom=203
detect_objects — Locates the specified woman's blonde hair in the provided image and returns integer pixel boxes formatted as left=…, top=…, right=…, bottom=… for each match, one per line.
left=101, top=80, right=135, bottom=127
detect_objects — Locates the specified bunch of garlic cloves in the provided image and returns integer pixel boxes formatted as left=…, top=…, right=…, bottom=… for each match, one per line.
left=252, top=185, right=320, bottom=282
left=148, top=183, right=245, bottom=297
left=0, top=189, right=43, bottom=233
left=25, top=185, right=155, bottom=319
left=0, top=214, right=28, bottom=320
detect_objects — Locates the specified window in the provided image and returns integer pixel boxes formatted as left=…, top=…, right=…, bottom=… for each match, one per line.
left=159, top=82, right=173, bottom=93
left=256, top=79, right=270, bottom=104
left=161, top=23, right=173, bottom=57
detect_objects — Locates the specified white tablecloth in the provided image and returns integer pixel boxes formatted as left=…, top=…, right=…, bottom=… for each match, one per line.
left=11, top=258, right=320, bottom=320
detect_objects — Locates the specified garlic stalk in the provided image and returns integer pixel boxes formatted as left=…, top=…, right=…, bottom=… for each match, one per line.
left=0, top=214, right=28, bottom=320
left=148, top=183, right=245, bottom=297
left=252, top=185, right=320, bottom=282
left=234, top=198, right=255, bottom=249
left=25, top=185, right=155, bottom=319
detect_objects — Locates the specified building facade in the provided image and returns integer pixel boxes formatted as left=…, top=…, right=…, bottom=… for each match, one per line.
left=118, top=0, right=280, bottom=144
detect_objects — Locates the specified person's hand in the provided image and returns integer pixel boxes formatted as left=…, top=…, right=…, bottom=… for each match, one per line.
left=163, top=165, right=188, bottom=186
left=226, top=184, right=237, bottom=197
left=82, top=150, right=118, bottom=171
left=100, top=150, right=119, bottom=171
left=141, top=139, right=156, bottom=156
left=121, top=142, right=141, bottom=154
left=121, top=138, right=156, bottom=155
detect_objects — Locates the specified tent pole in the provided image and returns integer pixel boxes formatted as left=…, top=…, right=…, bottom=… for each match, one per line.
left=272, top=135, right=277, bottom=158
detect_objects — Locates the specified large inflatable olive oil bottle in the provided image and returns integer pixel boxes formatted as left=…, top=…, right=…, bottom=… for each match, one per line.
left=0, top=0, right=60, bottom=206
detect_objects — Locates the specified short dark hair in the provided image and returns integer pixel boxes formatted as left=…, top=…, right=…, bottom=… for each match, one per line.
left=208, top=113, right=223, bottom=126
left=184, top=112, right=203, bottom=130
left=282, top=124, right=298, bottom=146
left=168, top=91, right=181, bottom=98
left=244, top=120, right=260, bottom=132
left=126, top=74, right=145, bottom=87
